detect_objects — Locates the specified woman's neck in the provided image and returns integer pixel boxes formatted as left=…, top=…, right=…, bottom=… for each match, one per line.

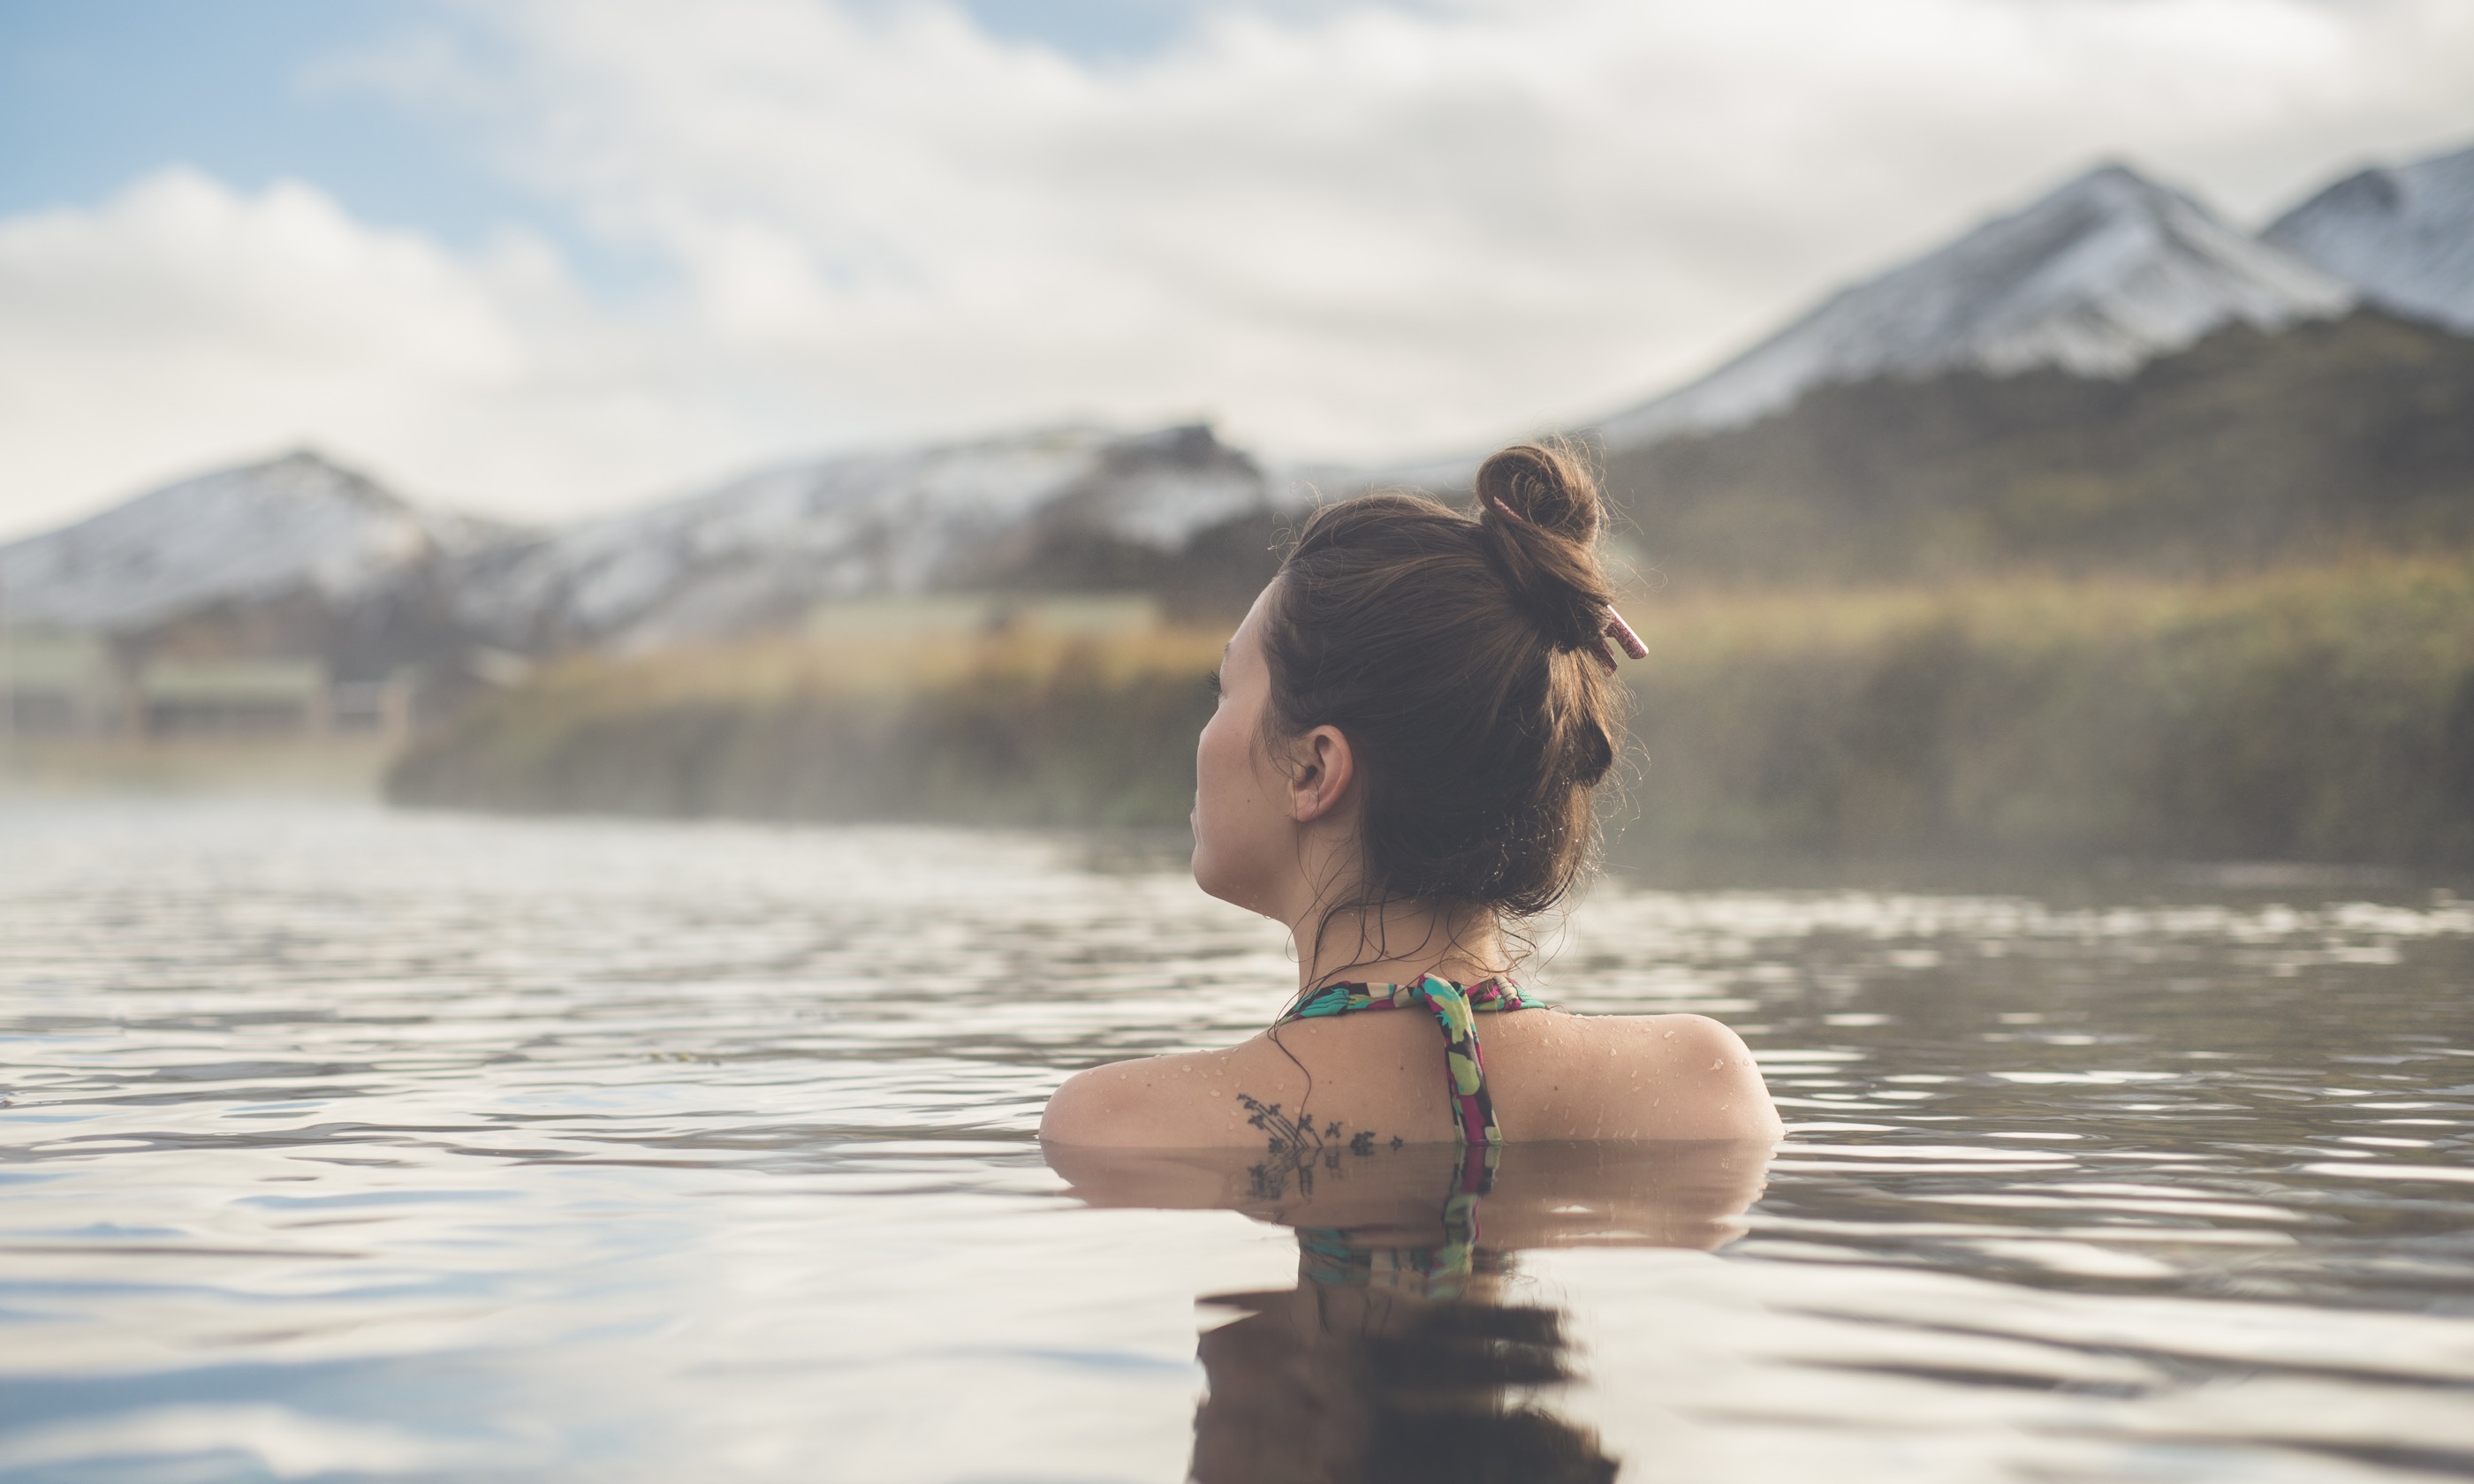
left=1292, top=896, right=1508, bottom=991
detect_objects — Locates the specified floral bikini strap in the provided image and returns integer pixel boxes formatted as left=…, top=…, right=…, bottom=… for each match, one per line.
left=1279, top=973, right=1544, bottom=1146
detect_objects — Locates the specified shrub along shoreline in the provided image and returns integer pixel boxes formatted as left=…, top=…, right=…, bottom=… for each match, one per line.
left=387, top=556, right=2474, bottom=867
left=386, top=629, right=1227, bottom=828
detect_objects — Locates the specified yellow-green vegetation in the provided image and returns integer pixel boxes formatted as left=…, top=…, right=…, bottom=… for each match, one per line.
left=389, top=556, right=2474, bottom=865
left=1622, top=556, right=2474, bottom=865
left=385, top=629, right=1228, bottom=827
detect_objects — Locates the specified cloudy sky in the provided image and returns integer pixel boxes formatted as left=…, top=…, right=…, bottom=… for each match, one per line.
left=4, top=0, right=2471, bottom=536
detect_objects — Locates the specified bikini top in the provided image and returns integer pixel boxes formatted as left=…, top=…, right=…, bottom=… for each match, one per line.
left=1273, top=974, right=1547, bottom=1147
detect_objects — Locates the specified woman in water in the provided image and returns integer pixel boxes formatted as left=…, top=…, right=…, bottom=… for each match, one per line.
left=1042, top=443, right=1779, bottom=1151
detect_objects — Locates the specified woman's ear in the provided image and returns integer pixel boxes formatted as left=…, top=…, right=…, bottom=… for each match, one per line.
left=1286, top=725, right=1356, bottom=823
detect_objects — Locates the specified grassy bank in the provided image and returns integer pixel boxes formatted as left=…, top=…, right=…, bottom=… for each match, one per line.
left=1622, top=558, right=2474, bottom=866
left=385, top=629, right=1225, bottom=827
left=388, top=556, right=2474, bottom=866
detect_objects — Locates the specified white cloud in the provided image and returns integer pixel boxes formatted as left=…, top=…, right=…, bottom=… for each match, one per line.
left=0, top=167, right=774, bottom=535
left=4, top=0, right=2473, bottom=535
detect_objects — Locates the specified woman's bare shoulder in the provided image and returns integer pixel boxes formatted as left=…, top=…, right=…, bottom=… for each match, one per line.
left=1040, top=1038, right=1302, bottom=1147
left=1042, top=1011, right=1780, bottom=1147
left=1505, top=1011, right=1782, bottom=1141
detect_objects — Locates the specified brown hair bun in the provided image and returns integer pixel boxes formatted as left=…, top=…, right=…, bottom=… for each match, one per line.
left=1259, top=442, right=1629, bottom=928
left=1471, top=443, right=1620, bottom=661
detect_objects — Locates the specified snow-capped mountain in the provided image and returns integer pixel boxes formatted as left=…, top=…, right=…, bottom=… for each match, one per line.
left=451, top=423, right=1274, bottom=650
left=15, top=143, right=2463, bottom=658
left=1594, top=163, right=2356, bottom=450
left=2265, top=143, right=2474, bottom=334
left=0, top=450, right=508, bottom=633
left=0, top=427, right=1275, bottom=654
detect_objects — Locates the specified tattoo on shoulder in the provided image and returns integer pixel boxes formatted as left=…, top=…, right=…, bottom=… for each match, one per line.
left=1235, top=1092, right=1396, bottom=1200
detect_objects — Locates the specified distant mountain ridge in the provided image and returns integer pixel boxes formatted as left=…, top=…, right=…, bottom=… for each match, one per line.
left=0, top=425, right=1290, bottom=677
left=6, top=135, right=2470, bottom=662
left=1593, top=163, right=2356, bottom=450
left=2266, top=142, right=2474, bottom=333
left=449, top=423, right=1279, bottom=650
left=0, top=450, right=511, bottom=633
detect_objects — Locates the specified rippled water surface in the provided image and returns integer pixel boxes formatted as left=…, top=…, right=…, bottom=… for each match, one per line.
left=4, top=800, right=2472, bottom=1482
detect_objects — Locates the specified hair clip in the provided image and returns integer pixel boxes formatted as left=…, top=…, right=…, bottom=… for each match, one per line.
left=1605, top=609, right=1648, bottom=660
left=1585, top=614, right=1646, bottom=675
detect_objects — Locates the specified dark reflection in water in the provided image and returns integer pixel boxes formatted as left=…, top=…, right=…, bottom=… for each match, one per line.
left=1193, top=1288, right=1605, bottom=1484
left=1055, top=1140, right=1772, bottom=1484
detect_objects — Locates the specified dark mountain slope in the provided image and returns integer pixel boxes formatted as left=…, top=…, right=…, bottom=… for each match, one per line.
left=1599, top=310, right=2474, bottom=584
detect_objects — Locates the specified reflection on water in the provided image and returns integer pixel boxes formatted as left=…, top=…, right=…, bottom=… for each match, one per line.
left=1, top=799, right=2470, bottom=1482
left=1059, top=1140, right=1768, bottom=1484
left=1195, top=1287, right=1608, bottom=1484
